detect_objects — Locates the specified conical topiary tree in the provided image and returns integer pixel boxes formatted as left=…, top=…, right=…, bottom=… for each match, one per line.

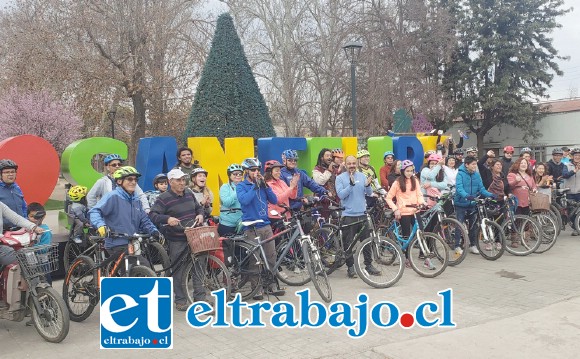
left=184, top=13, right=275, bottom=142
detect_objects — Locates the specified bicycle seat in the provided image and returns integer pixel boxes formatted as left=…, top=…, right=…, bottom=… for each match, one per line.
left=557, top=188, right=570, bottom=193
left=329, top=206, right=345, bottom=211
left=241, top=220, right=264, bottom=227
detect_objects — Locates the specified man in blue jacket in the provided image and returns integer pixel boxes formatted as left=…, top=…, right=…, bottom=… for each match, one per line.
left=89, top=166, right=159, bottom=272
left=236, top=157, right=282, bottom=300
left=0, top=159, right=27, bottom=230
left=280, top=149, right=329, bottom=211
left=454, top=156, right=496, bottom=255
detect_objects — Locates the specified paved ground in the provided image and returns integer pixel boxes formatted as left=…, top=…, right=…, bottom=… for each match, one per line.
left=2, top=210, right=579, bottom=359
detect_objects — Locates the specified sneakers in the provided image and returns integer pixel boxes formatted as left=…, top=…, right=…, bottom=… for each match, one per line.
left=365, top=264, right=381, bottom=276
left=469, top=246, right=479, bottom=254
left=454, top=247, right=463, bottom=256
left=405, top=259, right=411, bottom=268
left=73, top=237, right=83, bottom=244
left=423, top=259, right=436, bottom=270
left=175, top=302, right=189, bottom=312
left=495, top=242, right=502, bottom=250
left=572, top=231, right=579, bottom=237
left=484, top=243, right=492, bottom=251
left=267, top=284, right=285, bottom=297
left=347, top=266, right=358, bottom=278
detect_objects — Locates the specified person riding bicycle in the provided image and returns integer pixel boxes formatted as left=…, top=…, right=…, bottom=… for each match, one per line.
left=88, top=166, right=159, bottom=272
left=145, top=173, right=168, bottom=207
left=190, top=168, right=213, bottom=220
left=236, top=157, right=283, bottom=300
left=149, top=168, right=205, bottom=311
left=87, top=154, right=150, bottom=212
left=454, top=156, right=497, bottom=255
left=218, top=164, right=245, bottom=236
left=0, top=159, right=27, bottom=230
left=280, top=149, right=329, bottom=211
left=67, top=185, right=91, bottom=244
left=336, top=155, right=381, bottom=278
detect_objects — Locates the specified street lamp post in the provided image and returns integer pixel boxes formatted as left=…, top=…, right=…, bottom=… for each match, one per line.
left=343, top=41, right=362, bottom=137
left=107, top=106, right=117, bottom=139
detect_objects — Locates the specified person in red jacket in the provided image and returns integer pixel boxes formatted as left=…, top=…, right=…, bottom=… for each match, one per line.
left=379, top=151, right=395, bottom=190
left=264, top=160, right=298, bottom=221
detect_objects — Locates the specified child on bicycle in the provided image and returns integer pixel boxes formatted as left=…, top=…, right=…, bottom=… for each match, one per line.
left=27, top=202, right=52, bottom=285
left=67, top=185, right=91, bottom=244
left=145, top=173, right=168, bottom=207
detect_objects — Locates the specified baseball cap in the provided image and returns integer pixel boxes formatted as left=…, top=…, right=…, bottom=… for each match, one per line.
left=167, top=168, right=187, bottom=180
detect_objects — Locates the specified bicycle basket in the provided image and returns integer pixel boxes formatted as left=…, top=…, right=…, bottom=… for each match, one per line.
left=15, top=244, right=59, bottom=277
left=529, top=192, right=550, bottom=211
left=185, top=226, right=221, bottom=254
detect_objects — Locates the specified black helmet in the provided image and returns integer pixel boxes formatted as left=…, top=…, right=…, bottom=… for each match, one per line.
left=453, top=148, right=464, bottom=155
left=153, top=173, right=168, bottom=186
left=0, top=159, right=18, bottom=172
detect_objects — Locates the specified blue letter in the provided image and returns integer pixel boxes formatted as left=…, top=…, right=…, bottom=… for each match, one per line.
left=212, top=288, right=229, bottom=327
left=348, top=293, right=369, bottom=338
left=328, top=301, right=355, bottom=328
left=297, top=289, right=327, bottom=328
left=370, top=302, right=399, bottom=328
left=136, top=136, right=178, bottom=191
left=415, top=302, right=439, bottom=327
left=271, top=302, right=298, bottom=328
left=439, top=288, right=456, bottom=327
left=186, top=302, right=212, bottom=327
left=247, top=301, right=272, bottom=327
left=227, top=294, right=249, bottom=327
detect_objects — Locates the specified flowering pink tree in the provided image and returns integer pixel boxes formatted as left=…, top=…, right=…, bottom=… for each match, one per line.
left=0, top=88, right=82, bottom=153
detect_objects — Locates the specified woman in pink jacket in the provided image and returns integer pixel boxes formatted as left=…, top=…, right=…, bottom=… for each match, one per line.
left=507, top=157, right=537, bottom=216
left=386, top=160, right=426, bottom=239
left=264, top=160, right=298, bottom=221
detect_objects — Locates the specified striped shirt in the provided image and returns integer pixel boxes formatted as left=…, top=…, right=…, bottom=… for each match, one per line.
left=149, top=189, right=204, bottom=241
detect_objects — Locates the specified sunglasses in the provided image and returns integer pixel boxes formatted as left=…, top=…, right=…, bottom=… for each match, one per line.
left=248, top=168, right=260, bottom=172
left=32, top=211, right=46, bottom=219
left=125, top=177, right=138, bottom=182
left=109, top=163, right=122, bottom=167
left=286, top=159, right=298, bottom=163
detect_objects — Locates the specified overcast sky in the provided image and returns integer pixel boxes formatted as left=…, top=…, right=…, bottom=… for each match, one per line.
left=1, top=0, right=578, bottom=100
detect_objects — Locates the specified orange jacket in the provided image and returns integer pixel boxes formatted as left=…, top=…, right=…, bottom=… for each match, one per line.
left=386, top=177, right=425, bottom=216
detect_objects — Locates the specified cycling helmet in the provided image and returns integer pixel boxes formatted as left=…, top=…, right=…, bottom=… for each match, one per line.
left=383, top=151, right=395, bottom=159
left=571, top=147, right=580, bottom=155
left=356, top=149, right=370, bottom=159
left=191, top=167, right=208, bottom=177
left=465, top=146, right=477, bottom=153
left=153, top=173, right=168, bottom=186
left=331, top=148, right=344, bottom=158
left=503, top=145, right=515, bottom=153
left=227, top=163, right=244, bottom=174
left=103, top=154, right=124, bottom=165
left=427, top=153, right=442, bottom=163
left=0, top=159, right=18, bottom=171
left=68, top=185, right=87, bottom=202
left=424, top=150, right=436, bottom=159
left=401, top=160, right=414, bottom=170
left=552, top=148, right=563, bottom=155
left=520, top=147, right=532, bottom=155
left=282, top=149, right=298, bottom=160
left=113, top=166, right=141, bottom=180
left=264, top=160, right=284, bottom=172
left=453, top=148, right=464, bottom=155
left=242, top=157, right=261, bottom=169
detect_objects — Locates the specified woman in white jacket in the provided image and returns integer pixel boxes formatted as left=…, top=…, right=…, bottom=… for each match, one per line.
left=442, top=156, right=458, bottom=193
left=420, top=153, right=448, bottom=205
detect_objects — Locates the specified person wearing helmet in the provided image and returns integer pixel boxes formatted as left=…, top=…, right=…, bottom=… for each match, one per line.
left=86, top=154, right=150, bottom=212
left=379, top=151, right=395, bottom=189
left=357, top=149, right=381, bottom=199
left=236, top=157, right=282, bottom=299
left=173, top=147, right=201, bottom=185
left=145, top=174, right=168, bottom=207
left=0, top=159, right=27, bottom=229
left=499, top=146, right=515, bottom=177
left=190, top=167, right=213, bottom=219
left=465, top=147, right=478, bottom=158
left=547, top=148, right=568, bottom=181
left=331, top=148, right=347, bottom=174
left=313, top=148, right=339, bottom=216
left=67, top=185, right=91, bottom=244
left=265, top=160, right=298, bottom=222
left=562, top=148, right=580, bottom=235
left=149, top=168, right=205, bottom=310
left=519, top=147, right=536, bottom=169
left=280, top=149, right=329, bottom=211
left=453, top=148, right=465, bottom=166
left=89, top=166, right=160, bottom=269
left=336, top=155, right=379, bottom=278
left=454, top=156, right=496, bottom=255
left=420, top=153, right=447, bottom=208
left=217, top=164, right=244, bottom=236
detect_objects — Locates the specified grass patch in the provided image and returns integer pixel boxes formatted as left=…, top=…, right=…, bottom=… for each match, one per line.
left=44, top=199, right=65, bottom=211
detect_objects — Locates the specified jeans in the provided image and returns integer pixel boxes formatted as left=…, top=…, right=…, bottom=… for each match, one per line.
left=455, top=206, right=478, bottom=247
left=0, top=245, right=17, bottom=266
left=342, top=216, right=372, bottom=267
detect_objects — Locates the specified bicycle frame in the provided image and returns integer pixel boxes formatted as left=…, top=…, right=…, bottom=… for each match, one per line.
left=386, top=211, right=430, bottom=255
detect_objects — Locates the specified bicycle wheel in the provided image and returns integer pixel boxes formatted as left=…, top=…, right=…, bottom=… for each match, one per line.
left=146, top=241, right=171, bottom=277
left=434, top=217, right=468, bottom=266
left=476, top=220, right=505, bottom=260
left=354, top=236, right=404, bottom=288
left=501, top=214, right=541, bottom=256
left=62, top=255, right=98, bottom=322
left=129, top=265, right=157, bottom=277
left=310, top=226, right=343, bottom=274
left=229, top=241, right=262, bottom=300
left=407, top=232, right=448, bottom=278
left=549, top=205, right=563, bottom=235
left=29, top=287, right=70, bottom=343
left=532, top=212, right=558, bottom=253
left=302, top=240, right=332, bottom=303
left=275, top=237, right=310, bottom=285
left=183, top=253, right=231, bottom=305
left=63, top=241, right=82, bottom=272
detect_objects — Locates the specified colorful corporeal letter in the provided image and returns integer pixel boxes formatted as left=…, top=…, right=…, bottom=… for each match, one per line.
left=136, top=137, right=178, bottom=191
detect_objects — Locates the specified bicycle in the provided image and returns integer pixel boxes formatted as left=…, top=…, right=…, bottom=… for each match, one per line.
left=226, top=206, right=332, bottom=302
left=493, top=195, right=542, bottom=256
left=463, top=197, right=506, bottom=260
left=310, top=200, right=405, bottom=288
left=62, top=233, right=158, bottom=322
left=381, top=204, right=449, bottom=278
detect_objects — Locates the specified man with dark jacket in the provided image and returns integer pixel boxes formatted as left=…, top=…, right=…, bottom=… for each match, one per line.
left=547, top=148, right=568, bottom=182
left=149, top=168, right=205, bottom=311
left=0, top=159, right=27, bottom=229
left=499, top=145, right=515, bottom=177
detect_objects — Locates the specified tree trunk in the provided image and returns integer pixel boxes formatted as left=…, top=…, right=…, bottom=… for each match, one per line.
left=129, top=90, right=146, bottom=165
left=476, top=130, right=485, bottom=159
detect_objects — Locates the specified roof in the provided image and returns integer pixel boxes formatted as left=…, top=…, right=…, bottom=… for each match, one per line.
left=541, top=98, right=580, bottom=114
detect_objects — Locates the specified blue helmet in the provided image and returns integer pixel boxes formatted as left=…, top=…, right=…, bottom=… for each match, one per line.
left=103, top=154, right=124, bottom=165
left=241, top=158, right=261, bottom=169
left=282, top=149, right=298, bottom=160
left=383, top=151, right=394, bottom=159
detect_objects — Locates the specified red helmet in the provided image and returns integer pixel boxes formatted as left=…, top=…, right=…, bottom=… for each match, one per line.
left=503, top=145, right=514, bottom=153
left=264, top=160, right=284, bottom=172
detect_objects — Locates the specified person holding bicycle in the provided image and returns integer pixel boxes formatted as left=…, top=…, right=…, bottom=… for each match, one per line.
left=454, top=156, right=496, bottom=255
left=149, top=168, right=205, bottom=311
left=88, top=166, right=159, bottom=273
left=336, top=155, right=380, bottom=278
left=280, top=149, right=329, bottom=211
left=236, top=158, right=283, bottom=299
left=218, top=164, right=244, bottom=236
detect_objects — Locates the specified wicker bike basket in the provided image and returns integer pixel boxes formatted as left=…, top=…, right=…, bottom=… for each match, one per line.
left=529, top=192, right=551, bottom=211
left=185, top=226, right=221, bottom=254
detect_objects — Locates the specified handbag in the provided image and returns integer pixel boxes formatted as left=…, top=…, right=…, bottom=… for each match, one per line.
left=521, top=175, right=550, bottom=211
